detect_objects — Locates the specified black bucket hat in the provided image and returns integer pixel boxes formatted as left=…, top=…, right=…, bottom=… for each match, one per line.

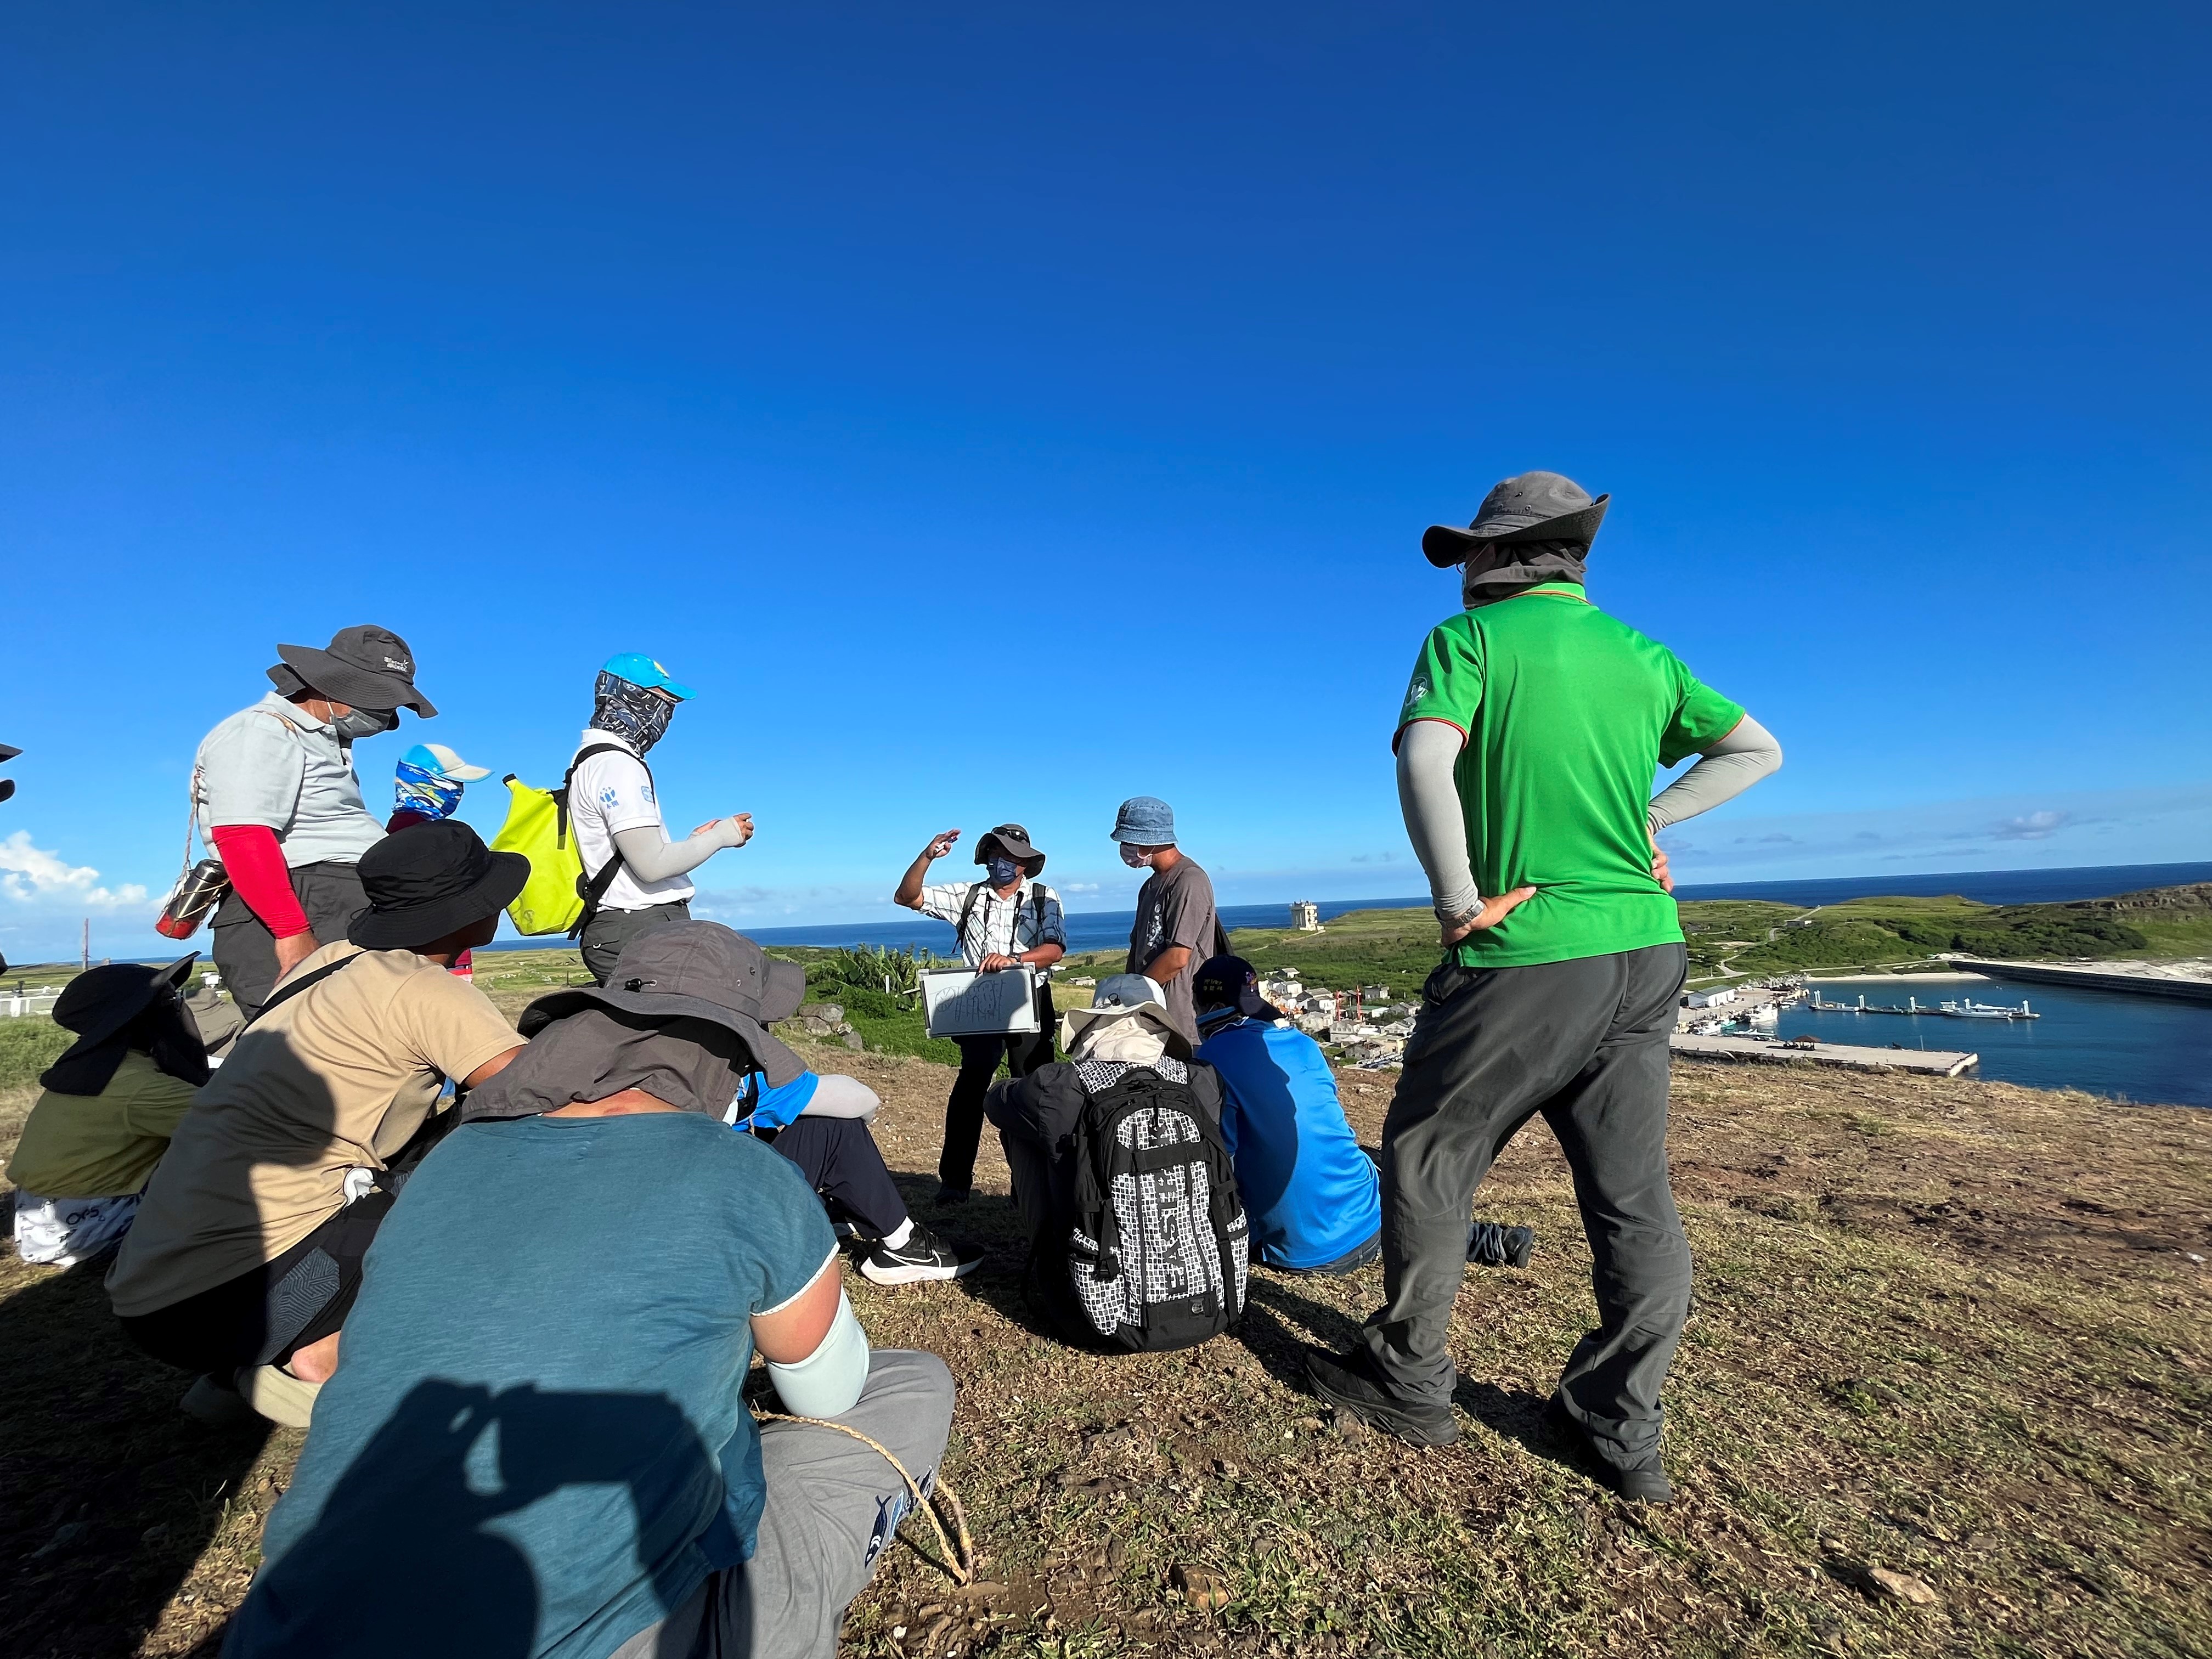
left=1193, top=954, right=1286, bottom=1023
left=348, top=820, right=528, bottom=951
left=50, top=953, right=199, bottom=1054
left=514, top=921, right=810, bottom=1086
left=1423, top=471, right=1609, bottom=568
left=272, top=625, right=437, bottom=716
left=975, top=822, right=1046, bottom=878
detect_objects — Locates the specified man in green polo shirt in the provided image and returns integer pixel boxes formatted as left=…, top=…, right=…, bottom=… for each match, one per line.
left=1304, top=472, right=1782, bottom=1503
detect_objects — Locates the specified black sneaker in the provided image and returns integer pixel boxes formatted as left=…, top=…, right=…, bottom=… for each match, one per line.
left=860, top=1222, right=983, bottom=1285
left=932, top=1184, right=973, bottom=1207
left=1468, top=1222, right=1536, bottom=1268
left=1301, top=1346, right=1460, bottom=1446
left=1541, top=1395, right=1673, bottom=1503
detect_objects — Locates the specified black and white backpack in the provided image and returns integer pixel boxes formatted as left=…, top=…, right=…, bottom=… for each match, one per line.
left=1065, top=1059, right=1248, bottom=1352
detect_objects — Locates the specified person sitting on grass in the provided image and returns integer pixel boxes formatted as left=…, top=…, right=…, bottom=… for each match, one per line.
left=7, top=954, right=210, bottom=1268
left=220, top=918, right=957, bottom=1659
left=514, top=930, right=982, bottom=1286
left=1193, top=955, right=1534, bottom=1276
left=105, top=820, right=527, bottom=1429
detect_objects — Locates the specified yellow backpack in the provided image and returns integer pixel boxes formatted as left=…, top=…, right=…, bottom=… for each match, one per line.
left=489, top=744, right=637, bottom=937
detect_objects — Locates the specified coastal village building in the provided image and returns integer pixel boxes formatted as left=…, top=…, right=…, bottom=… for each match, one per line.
left=1290, top=901, right=1322, bottom=932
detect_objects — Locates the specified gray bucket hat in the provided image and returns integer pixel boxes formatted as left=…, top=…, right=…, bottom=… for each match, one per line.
left=514, top=921, right=810, bottom=1086
left=272, top=625, right=438, bottom=716
left=1423, top=471, right=1609, bottom=568
left=1109, top=797, right=1176, bottom=846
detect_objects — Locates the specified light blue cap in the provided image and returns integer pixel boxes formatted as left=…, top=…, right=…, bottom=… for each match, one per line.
left=1110, top=795, right=1176, bottom=845
left=601, top=652, right=697, bottom=700
left=1090, top=974, right=1166, bottom=1012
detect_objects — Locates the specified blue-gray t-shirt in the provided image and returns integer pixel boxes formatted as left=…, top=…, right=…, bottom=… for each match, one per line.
left=224, top=1112, right=837, bottom=1659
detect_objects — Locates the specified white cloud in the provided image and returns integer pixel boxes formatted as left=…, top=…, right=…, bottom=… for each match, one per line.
left=0, top=831, right=151, bottom=911
left=1991, top=810, right=2072, bottom=841
left=1063, top=882, right=1101, bottom=894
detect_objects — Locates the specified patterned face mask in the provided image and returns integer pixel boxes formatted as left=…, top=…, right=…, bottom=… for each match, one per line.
left=393, top=759, right=464, bottom=822
left=590, top=671, right=677, bottom=754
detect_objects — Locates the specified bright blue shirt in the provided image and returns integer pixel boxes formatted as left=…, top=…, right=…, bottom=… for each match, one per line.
left=1194, top=1015, right=1382, bottom=1270
left=227, top=1112, right=837, bottom=1659
left=730, top=1067, right=820, bottom=1133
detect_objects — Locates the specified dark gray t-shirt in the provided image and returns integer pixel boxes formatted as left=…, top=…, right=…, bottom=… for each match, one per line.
left=1126, top=855, right=1218, bottom=1043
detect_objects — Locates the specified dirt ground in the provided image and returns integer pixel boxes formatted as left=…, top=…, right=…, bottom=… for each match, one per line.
left=3, top=1047, right=2208, bottom=1658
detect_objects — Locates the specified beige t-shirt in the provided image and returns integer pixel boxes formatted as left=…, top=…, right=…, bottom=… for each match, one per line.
left=105, top=942, right=520, bottom=1317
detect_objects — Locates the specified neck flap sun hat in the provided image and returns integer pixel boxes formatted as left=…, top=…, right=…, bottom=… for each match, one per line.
left=509, top=920, right=810, bottom=1087
left=976, top=822, right=1046, bottom=877
left=270, top=625, right=437, bottom=715
left=1421, top=471, right=1609, bottom=569
left=1060, top=972, right=1192, bottom=1060
left=347, top=819, right=531, bottom=951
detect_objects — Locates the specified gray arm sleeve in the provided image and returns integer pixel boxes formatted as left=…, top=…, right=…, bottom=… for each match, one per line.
left=1397, top=720, right=1481, bottom=916
left=1646, top=714, right=1784, bottom=832
left=611, top=820, right=747, bottom=883
left=798, top=1074, right=881, bottom=1123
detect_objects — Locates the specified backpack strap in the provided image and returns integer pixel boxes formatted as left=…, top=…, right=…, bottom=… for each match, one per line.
left=561, top=743, right=651, bottom=940
left=956, top=882, right=986, bottom=958
left=1211, top=910, right=1233, bottom=961
left=248, top=950, right=360, bottom=1026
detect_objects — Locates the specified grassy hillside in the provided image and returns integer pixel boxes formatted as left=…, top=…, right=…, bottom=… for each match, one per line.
left=4, top=1043, right=2208, bottom=1657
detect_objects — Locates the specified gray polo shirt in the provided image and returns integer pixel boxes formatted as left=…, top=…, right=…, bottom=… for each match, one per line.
left=194, top=692, right=385, bottom=866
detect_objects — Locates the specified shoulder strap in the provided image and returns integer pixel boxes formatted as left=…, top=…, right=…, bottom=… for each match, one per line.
left=562, top=743, right=649, bottom=933
left=249, top=951, right=359, bottom=1026
left=1211, top=910, right=1232, bottom=961
left=957, top=882, right=986, bottom=952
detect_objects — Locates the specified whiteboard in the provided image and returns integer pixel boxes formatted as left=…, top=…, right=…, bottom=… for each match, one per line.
left=922, top=967, right=1042, bottom=1038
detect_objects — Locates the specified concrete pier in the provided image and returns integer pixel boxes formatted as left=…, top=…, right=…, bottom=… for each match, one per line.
left=1671, top=1032, right=1978, bottom=1077
left=1943, top=956, right=2212, bottom=1005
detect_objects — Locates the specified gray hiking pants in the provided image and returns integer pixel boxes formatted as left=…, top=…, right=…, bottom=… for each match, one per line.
left=210, top=860, right=369, bottom=1020
left=581, top=900, right=692, bottom=986
left=1357, top=943, right=1690, bottom=1471
left=611, top=1350, right=957, bottom=1659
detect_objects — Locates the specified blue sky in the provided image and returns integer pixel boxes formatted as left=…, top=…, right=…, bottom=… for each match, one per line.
left=3, top=3, right=2207, bottom=962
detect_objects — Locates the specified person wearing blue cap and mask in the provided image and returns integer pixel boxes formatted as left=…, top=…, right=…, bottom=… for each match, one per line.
left=385, top=742, right=495, bottom=978
left=567, top=654, right=757, bottom=986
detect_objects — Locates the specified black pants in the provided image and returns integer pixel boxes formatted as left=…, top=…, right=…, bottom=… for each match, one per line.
left=119, top=1189, right=397, bottom=1375
left=210, top=860, right=369, bottom=1020
left=1358, top=943, right=1690, bottom=1472
left=761, top=1118, right=909, bottom=1240
left=580, top=900, right=692, bottom=986
left=941, top=1023, right=1052, bottom=1191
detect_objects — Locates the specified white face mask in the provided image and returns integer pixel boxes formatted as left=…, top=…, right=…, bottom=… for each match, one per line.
left=1120, top=845, right=1154, bottom=870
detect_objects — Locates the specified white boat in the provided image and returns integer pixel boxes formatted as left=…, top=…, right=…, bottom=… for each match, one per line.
left=1938, top=998, right=2039, bottom=1020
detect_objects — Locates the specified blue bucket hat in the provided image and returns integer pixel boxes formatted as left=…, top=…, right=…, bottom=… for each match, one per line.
left=1110, top=796, right=1176, bottom=846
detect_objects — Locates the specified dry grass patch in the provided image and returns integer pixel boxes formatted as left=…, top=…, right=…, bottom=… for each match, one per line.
left=2, top=1039, right=2208, bottom=1658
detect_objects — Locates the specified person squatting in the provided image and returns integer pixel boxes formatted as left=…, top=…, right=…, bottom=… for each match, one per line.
left=3, top=468, right=1778, bottom=1655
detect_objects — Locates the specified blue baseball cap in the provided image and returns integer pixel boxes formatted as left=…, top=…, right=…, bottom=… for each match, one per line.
left=601, top=653, right=696, bottom=700
left=1109, top=795, right=1176, bottom=845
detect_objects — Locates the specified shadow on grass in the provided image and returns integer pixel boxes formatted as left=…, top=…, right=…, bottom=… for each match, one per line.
left=0, top=1259, right=271, bottom=1658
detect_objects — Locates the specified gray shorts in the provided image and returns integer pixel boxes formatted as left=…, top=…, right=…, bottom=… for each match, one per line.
left=611, top=1350, right=957, bottom=1659
left=581, top=900, right=692, bottom=987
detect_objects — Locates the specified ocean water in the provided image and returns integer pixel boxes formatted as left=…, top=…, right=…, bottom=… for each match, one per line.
left=474, top=859, right=2212, bottom=958
left=1775, top=978, right=2212, bottom=1108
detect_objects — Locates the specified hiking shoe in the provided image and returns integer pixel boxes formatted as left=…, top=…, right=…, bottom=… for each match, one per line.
left=179, top=1373, right=258, bottom=1428
left=1541, top=1395, right=1672, bottom=1503
left=1301, top=1347, right=1459, bottom=1446
left=932, top=1184, right=973, bottom=1207
left=1468, top=1222, right=1536, bottom=1269
left=860, top=1223, right=983, bottom=1285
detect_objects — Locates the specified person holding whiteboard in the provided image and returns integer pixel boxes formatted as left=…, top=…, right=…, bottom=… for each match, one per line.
left=893, top=822, right=1067, bottom=1205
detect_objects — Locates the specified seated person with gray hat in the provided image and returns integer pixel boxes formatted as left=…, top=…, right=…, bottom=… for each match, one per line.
left=106, top=820, right=528, bottom=1429
left=893, top=821, right=1066, bottom=1204
left=193, top=625, right=441, bottom=1019
left=220, top=921, right=957, bottom=1659
left=7, top=953, right=210, bottom=1268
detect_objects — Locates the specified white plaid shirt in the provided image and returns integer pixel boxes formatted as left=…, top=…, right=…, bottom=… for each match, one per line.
left=917, top=880, right=1067, bottom=967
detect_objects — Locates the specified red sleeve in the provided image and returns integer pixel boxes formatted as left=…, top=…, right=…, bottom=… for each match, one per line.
left=209, top=823, right=312, bottom=938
